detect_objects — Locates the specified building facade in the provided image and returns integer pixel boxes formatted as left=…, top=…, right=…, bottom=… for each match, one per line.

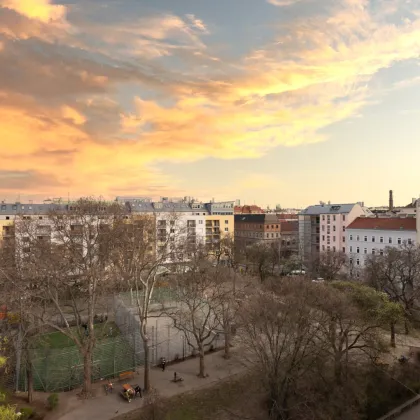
left=299, top=202, right=372, bottom=265
left=346, top=217, right=417, bottom=267
left=234, top=214, right=298, bottom=257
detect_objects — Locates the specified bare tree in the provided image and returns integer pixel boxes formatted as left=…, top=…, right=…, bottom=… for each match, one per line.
left=244, top=241, right=276, bottom=282
left=166, top=261, right=223, bottom=378
left=212, top=267, right=251, bottom=359
left=312, top=251, right=347, bottom=280
left=112, top=212, right=179, bottom=391
left=239, top=279, right=324, bottom=420
left=314, top=281, right=403, bottom=384
left=364, top=243, right=420, bottom=334
left=12, top=198, right=126, bottom=397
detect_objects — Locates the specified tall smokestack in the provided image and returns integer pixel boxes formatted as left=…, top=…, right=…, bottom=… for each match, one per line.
left=389, top=190, right=394, bottom=211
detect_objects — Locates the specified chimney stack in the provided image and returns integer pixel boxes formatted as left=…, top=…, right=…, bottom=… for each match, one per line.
left=389, top=190, right=394, bottom=212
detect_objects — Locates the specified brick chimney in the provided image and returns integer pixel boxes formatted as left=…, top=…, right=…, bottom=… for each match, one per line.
left=389, top=190, right=394, bottom=212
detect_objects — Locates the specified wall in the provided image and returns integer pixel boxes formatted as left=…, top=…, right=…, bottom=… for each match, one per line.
left=346, top=228, right=417, bottom=266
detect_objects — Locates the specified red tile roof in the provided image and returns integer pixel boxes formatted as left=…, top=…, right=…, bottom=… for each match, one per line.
left=347, top=217, right=416, bottom=231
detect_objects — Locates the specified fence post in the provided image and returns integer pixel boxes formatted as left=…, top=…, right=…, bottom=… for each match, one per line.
left=167, top=325, right=170, bottom=360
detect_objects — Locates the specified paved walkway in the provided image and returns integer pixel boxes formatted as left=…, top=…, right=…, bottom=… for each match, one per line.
left=46, top=350, right=247, bottom=420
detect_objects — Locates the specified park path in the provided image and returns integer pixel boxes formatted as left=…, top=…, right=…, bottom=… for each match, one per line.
left=45, top=349, right=247, bottom=420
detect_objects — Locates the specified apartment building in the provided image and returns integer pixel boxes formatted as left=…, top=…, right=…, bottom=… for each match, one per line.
left=234, top=213, right=298, bottom=256
left=117, top=196, right=234, bottom=262
left=346, top=217, right=417, bottom=267
left=0, top=197, right=234, bottom=265
left=299, top=202, right=372, bottom=264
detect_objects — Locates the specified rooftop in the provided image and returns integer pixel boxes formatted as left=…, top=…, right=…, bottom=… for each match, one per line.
left=346, top=217, right=417, bottom=231
left=300, top=203, right=358, bottom=215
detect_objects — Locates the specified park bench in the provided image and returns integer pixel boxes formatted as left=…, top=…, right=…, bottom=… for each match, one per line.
left=119, top=371, right=135, bottom=382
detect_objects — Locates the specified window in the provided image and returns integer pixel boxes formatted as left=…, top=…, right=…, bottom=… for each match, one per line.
left=333, top=215, right=336, bottom=221
left=342, top=236, right=345, bottom=242
left=322, top=245, right=325, bottom=251
left=342, top=247, right=345, bottom=252
left=372, top=236, right=375, bottom=242
left=342, top=226, right=345, bottom=232
left=397, top=238, right=402, bottom=245
left=350, top=246, right=353, bottom=252
left=350, top=235, right=353, bottom=241
left=364, top=236, right=368, bottom=242
left=327, top=236, right=330, bottom=244
left=356, top=235, right=360, bottom=241
left=356, top=247, right=360, bottom=253
left=389, top=237, right=392, bottom=244
left=333, top=225, right=336, bottom=232
left=333, top=246, right=336, bottom=251
left=379, top=237, right=384, bottom=243
left=364, top=248, right=367, bottom=254
left=380, top=250, right=384, bottom=256
left=322, top=215, right=325, bottom=221
left=225, top=227, right=229, bottom=232
left=327, top=215, right=330, bottom=224
left=170, top=228, right=175, bottom=233
left=372, top=249, right=376, bottom=255
left=322, top=235, right=325, bottom=241
left=322, top=225, right=325, bottom=231
left=327, top=246, right=330, bottom=251
left=350, top=258, right=353, bottom=264
left=408, top=238, right=412, bottom=245
left=199, top=220, right=203, bottom=224
left=327, top=227, right=330, bottom=234
left=6, top=216, right=9, bottom=220
left=342, top=215, right=346, bottom=221
left=333, top=236, right=336, bottom=242
left=356, top=259, right=360, bottom=266
left=39, top=216, right=43, bottom=220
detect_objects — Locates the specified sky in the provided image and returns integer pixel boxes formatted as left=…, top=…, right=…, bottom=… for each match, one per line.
left=0, top=0, right=420, bottom=208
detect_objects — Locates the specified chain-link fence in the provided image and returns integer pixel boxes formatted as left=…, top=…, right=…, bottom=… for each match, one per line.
left=115, top=289, right=224, bottom=366
left=16, top=333, right=142, bottom=392
left=3, top=287, right=224, bottom=393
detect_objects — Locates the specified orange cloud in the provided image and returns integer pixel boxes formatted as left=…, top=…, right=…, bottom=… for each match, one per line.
left=0, top=0, right=420, bottom=200
left=2, top=0, right=66, bottom=23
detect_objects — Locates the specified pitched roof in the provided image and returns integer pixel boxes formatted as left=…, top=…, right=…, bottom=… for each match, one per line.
left=300, top=203, right=357, bottom=215
left=346, top=217, right=416, bottom=231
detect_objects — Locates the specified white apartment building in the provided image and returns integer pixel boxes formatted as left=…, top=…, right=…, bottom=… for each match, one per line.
left=346, top=217, right=417, bottom=267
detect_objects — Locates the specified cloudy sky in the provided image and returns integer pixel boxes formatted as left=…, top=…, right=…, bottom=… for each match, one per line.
left=0, top=0, right=420, bottom=208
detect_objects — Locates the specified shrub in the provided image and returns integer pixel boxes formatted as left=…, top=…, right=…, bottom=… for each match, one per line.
left=47, top=393, right=59, bottom=411
left=19, top=407, right=34, bottom=419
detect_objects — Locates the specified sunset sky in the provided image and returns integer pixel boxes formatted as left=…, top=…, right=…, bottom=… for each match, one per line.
left=1, top=0, right=420, bottom=208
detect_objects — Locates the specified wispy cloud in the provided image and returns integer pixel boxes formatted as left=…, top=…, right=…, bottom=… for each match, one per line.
left=267, top=0, right=304, bottom=6
left=0, top=0, right=420, bottom=199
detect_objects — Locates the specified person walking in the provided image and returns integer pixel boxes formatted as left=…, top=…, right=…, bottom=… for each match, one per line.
left=134, top=385, right=142, bottom=398
left=161, top=357, right=166, bottom=372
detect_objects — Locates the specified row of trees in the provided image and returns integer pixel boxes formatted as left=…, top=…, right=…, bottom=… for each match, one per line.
left=240, top=278, right=404, bottom=419
left=0, top=198, right=241, bottom=400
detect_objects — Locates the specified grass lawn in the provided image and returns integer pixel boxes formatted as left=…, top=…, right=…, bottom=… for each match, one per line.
left=38, top=321, right=120, bottom=349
